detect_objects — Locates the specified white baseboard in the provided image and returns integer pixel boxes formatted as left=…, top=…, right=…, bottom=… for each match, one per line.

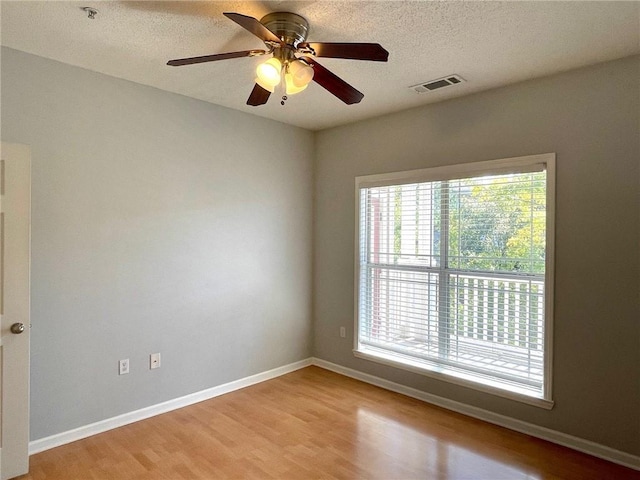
left=29, top=358, right=312, bottom=455
left=29, top=356, right=639, bottom=472
left=311, top=357, right=640, bottom=471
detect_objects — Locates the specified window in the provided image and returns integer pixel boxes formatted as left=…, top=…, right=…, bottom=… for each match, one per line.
left=355, top=154, right=555, bottom=408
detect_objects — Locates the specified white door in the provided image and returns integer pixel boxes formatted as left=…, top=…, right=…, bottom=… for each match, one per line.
left=0, top=143, right=31, bottom=480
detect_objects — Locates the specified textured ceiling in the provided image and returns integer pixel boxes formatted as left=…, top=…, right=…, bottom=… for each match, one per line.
left=1, top=1, right=639, bottom=131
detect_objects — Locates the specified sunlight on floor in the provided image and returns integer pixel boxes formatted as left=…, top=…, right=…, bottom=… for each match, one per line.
left=356, top=407, right=541, bottom=479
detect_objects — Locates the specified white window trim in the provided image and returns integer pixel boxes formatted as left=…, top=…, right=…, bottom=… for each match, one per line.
left=353, top=153, right=556, bottom=409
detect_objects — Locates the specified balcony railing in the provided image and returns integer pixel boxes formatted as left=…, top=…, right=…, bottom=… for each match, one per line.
left=360, top=267, right=545, bottom=389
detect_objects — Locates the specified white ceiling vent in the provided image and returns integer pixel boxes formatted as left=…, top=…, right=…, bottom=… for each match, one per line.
left=411, top=75, right=465, bottom=93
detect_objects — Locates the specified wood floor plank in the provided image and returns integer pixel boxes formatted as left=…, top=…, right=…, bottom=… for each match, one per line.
left=17, top=366, right=640, bottom=479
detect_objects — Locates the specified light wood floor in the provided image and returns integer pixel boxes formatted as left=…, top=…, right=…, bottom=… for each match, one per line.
left=18, top=366, right=639, bottom=480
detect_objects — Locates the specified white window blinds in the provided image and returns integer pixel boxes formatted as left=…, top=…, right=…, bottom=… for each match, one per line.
left=355, top=155, right=554, bottom=404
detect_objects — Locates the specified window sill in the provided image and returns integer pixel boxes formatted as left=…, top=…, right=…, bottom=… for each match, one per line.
left=353, top=347, right=554, bottom=410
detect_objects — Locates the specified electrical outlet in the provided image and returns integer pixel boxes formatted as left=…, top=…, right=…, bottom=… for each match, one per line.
left=340, top=326, right=346, bottom=338
left=150, top=352, right=161, bottom=369
left=119, top=358, right=130, bottom=375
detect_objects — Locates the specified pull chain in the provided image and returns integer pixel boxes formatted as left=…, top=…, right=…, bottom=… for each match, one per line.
left=280, top=63, right=288, bottom=105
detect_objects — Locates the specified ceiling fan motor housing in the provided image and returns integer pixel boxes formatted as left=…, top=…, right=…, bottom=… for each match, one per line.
left=260, top=12, right=309, bottom=47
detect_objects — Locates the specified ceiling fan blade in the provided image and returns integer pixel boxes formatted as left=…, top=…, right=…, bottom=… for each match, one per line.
left=299, top=43, right=389, bottom=62
left=167, top=50, right=267, bottom=66
left=302, top=57, right=364, bottom=105
left=247, top=84, right=271, bottom=106
left=223, top=12, right=283, bottom=45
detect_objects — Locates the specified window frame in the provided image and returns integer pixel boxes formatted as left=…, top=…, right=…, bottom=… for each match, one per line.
left=353, top=153, right=556, bottom=409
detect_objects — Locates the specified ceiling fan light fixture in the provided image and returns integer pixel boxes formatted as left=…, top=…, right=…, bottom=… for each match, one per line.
left=285, top=73, right=308, bottom=95
left=256, top=57, right=282, bottom=87
left=254, top=78, right=276, bottom=93
left=288, top=59, right=314, bottom=87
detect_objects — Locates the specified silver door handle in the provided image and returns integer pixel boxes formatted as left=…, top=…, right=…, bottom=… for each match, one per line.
left=10, top=323, right=25, bottom=334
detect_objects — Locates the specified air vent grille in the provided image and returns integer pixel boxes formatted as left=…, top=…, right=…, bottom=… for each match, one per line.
left=411, top=74, right=465, bottom=93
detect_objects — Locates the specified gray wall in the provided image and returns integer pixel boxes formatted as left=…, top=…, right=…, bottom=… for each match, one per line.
left=314, top=56, right=640, bottom=455
left=1, top=47, right=314, bottom=440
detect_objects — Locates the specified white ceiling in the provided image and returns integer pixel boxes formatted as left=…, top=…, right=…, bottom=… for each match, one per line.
left=1, top=1, right=639, bottom=131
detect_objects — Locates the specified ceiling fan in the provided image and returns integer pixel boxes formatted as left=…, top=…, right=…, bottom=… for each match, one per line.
left=167, top=12, right=389, bottom=106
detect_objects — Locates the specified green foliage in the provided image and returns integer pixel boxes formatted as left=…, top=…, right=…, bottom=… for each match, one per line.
left=448, top=172, right=546, bottom=274
left=389, top=171, right=546, bottom=273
